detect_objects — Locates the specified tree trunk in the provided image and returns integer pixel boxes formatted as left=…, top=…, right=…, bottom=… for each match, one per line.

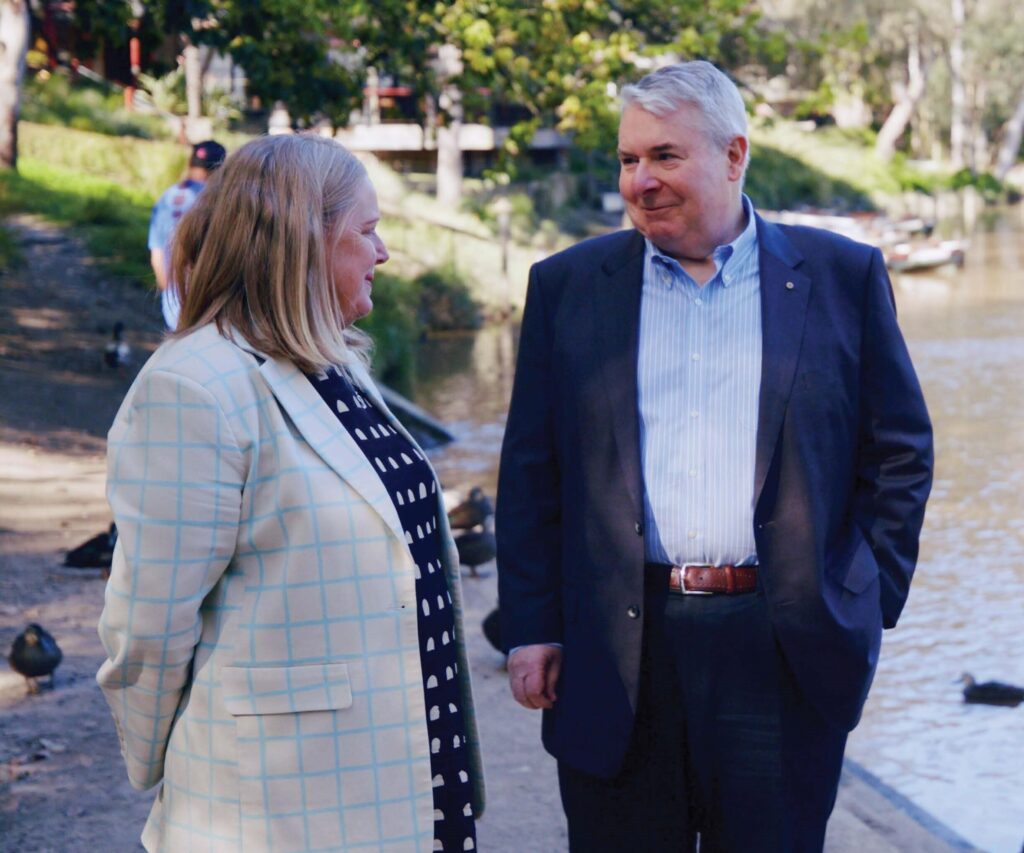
left=0, top=0, right=30, bottom=170
left=436, top=83, right=463, bottom=208
left=183, top=39, right=202, bottom=137
left=876, top=26, right=927, bottom=161
left=969, top=79, right=988, bottom=172
left=993, top=91, right=1024, bottom=181
left=949, top=0, right=967, bottom=168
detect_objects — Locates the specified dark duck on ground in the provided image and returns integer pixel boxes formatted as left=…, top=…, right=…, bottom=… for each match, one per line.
left=8, top=624, right=63, bottom=693
left=959, top=672, right=1024, bottom=707
left=447, top=487, right=494, bottom=531
left=103, top=321, right=131, bottom=369
left=454, top=517, right=496, bottom=578
left=482, top=607, right=503, bottom=654
left=447, top=487, right=496, bottom=578
left=64, top=522, right=117, bottom=569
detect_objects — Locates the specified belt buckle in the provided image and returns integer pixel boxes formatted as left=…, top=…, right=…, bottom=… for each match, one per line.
left=681, top=564, right=713, bottom=595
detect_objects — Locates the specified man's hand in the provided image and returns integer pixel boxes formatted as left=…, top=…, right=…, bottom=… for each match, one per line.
left=508, top=644, right=563, bottom=710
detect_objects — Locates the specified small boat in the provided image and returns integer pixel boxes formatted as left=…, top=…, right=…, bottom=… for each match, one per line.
left=886, top=239, right=967, bottom=273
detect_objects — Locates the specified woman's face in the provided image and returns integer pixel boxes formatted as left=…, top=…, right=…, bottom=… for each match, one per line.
left=330, top=179, right=389, bottom=325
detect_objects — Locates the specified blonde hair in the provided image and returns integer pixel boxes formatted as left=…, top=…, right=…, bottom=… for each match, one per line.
left=171, top=134, right=373, bottom=371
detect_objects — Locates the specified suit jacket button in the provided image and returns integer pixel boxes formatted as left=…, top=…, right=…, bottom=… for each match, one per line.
left=627, top=605, right=640, bottom=619
left=634, top=521, right=643, bottom=536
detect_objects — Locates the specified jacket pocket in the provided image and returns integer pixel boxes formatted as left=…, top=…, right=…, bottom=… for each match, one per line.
left=831, top=534, right=879, bottom=594
left=221, top=662, right=353, bottom=716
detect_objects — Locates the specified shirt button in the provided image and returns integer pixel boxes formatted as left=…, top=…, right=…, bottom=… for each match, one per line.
left=694, top=297, right=703, bottom=305
left=627, top=606, right=640, bottom=619
left=687, top=530, right=697, bottom=539
left=690, top=410, right=699, bottom=419
left=634, top=521, right=643, bottom=536
left=688, top=469, right=697, bottom=478
left=691, top=353, right=700, bottom=361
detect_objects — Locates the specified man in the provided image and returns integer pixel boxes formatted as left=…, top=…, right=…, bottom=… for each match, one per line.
left=148, top=139, right=226, bottom=330
left=496, top=61, right=933, bottom=852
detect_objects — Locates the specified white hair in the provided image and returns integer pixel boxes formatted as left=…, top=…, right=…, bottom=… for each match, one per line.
left=621, top=61, right=749, bottom=168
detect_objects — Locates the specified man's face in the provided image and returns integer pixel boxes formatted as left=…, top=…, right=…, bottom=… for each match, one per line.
left=617, top=103, right=747, bottom=261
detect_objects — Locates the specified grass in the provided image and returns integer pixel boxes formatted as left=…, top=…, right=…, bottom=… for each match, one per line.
left=748, top=122, right=952, bottom=206
left=22, top=70, right=171, bottom=140
left=0, top=157, right=481, bottom=390
left=0, top=223, right=23, bottom=269
left=0, top=158, right=154, bottom=283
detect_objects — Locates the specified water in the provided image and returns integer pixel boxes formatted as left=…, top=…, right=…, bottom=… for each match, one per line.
left=412, top=212, right=1024, bottom=852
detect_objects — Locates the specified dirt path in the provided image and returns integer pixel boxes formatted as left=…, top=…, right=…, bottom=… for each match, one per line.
left=0, top=217, right=163, bottom=851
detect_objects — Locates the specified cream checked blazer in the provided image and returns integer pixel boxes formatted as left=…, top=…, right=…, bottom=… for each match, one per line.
left=97, top=324, right=485, bottom=852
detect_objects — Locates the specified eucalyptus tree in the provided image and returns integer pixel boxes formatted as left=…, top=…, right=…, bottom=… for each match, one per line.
left=0, top=0, right=29, bottom=168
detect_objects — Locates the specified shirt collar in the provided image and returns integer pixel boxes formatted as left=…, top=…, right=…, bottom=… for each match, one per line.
left=645, top=194, right=758, bottom=288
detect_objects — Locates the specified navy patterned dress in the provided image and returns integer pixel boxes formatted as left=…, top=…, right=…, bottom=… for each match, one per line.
left=307, top=367, right=476, bottom=852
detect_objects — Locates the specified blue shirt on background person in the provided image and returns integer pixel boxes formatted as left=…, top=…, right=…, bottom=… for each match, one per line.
left=147, top=140, right=225, bottom=330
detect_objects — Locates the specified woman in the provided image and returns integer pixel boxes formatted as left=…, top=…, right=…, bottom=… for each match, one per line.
left=97, top=134, right=484, bottom=852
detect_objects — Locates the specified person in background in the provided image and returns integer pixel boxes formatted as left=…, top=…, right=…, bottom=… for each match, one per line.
left=147, top=139, right=226, bottom=330
left=496, top=61, right=933, bottom=852
left=98, top=134, right=484, bottom=851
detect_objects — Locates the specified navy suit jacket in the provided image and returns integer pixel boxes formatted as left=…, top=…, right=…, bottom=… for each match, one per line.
left=496, top=216, right=934, bottom=778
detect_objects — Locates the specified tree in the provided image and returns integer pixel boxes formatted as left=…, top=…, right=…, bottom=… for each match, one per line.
left=0, top=0, right=29, bottom=169
left=356, top=0, right=770, bottom=205
left=875, top=15, right=930, bottom=160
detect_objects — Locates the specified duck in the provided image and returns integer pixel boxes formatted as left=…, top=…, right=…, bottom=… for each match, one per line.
left=8, top=624, right=63, bottom=693
left=482, top=607, right=503, bottom=654
left=103, top=321, right=131, bottom=369
left=447, top=487, right=494, bottom=531
left=64, top=522, right=117, bottom=569
left=455, top=514, right=496, bottom=578
left=958, top=672, right=1024, bottom=707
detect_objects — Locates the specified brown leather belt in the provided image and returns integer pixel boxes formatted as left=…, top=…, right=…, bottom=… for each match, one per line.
left=668, top=564, right=758, bottom=595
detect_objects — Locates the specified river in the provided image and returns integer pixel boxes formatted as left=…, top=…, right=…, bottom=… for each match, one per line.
left=412, top=210, right=1024, bottom=853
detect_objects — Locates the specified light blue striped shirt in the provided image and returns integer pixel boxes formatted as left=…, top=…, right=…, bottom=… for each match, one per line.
left=638, top=196, right=761, bottom=567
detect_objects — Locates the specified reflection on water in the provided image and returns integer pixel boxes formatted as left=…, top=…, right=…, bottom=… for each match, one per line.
left=413, top=213, right=1024, bottom=853
left=852, top=215, right=1024, bottom=853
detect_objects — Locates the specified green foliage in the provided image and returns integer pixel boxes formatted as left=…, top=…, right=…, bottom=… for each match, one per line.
left=745, top=145, right=873, bottom=211
left=22, top=72, right=170, bottom=140
left=0, top=159, right=153, bottom=284
left=948, top=168, right=1004, bottom=198
left=414, top=267, right=483, bottom=332
left=185, top=0, right=364, bottom=125
left=136, top=67, right=188, bottom=115
left=354, top=263, right=485, bottom=388
left=343, top=0, right=774, bottom=179
left=356, top=272, right=421, bottom=391
left=0, top=225, right=24, bottom=270
left=18, top=122, right=187, bottom=200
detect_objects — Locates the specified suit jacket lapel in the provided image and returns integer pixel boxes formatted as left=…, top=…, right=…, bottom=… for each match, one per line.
left=594, top=230, right=647, bottom=518
left=253, top=352, right=407, bottom=545
left=754, top=216, right=812, bottom=506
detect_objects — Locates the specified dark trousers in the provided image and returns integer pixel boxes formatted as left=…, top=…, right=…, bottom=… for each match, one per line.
left=558, top=570, right=848, bottom=852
